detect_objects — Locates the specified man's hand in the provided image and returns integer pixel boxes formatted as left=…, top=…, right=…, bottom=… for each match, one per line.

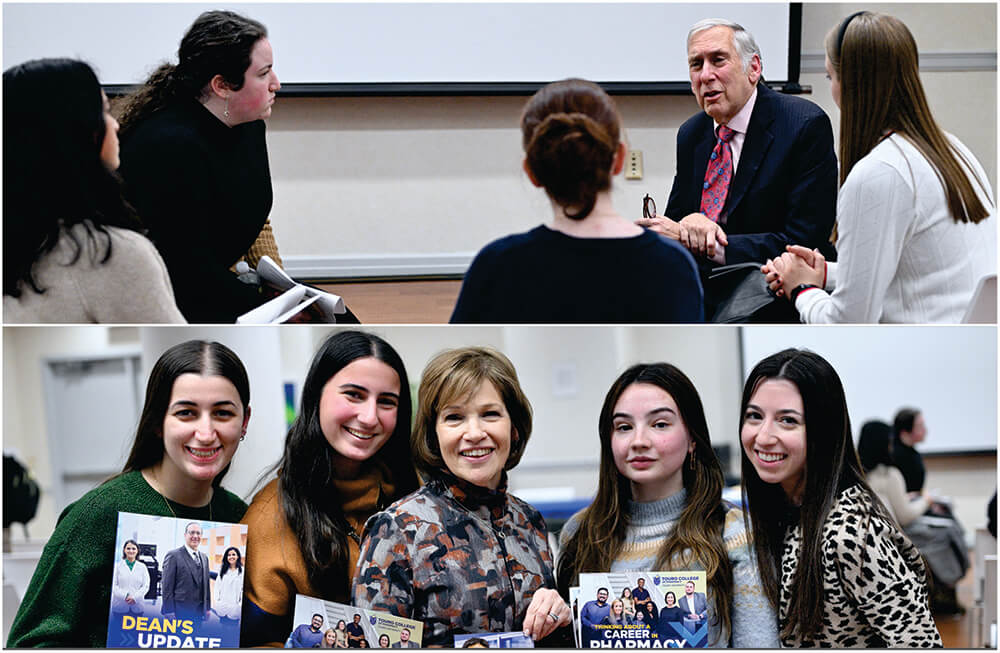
left=678, top=213, right=728, bottom=258
left=636, top=214, right=688, bottom=242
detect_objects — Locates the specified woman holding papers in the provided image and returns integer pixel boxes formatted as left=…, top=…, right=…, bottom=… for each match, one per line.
left=7, top=340, right=251, bottom=647
left=3, top=58, right=184, bottom=323
left=450, top=78, right=703, bottom=323
left=557, top=363, right=779, bottom=647
left=764, top=12, right=995, bottom=323
left=241, top=331, right=419, bottom=647
left=353, top=347, right=572, bottom=646
left=739, top=348, right=941, bottom=646
left=118, top=10, right=285, bottom=323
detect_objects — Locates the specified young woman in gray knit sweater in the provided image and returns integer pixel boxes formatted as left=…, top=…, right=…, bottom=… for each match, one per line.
left=557, top=363, right=779, bottom=647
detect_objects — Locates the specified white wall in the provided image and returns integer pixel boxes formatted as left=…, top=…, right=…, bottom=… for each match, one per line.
left=7, top=325, right=993, bottom=545
left=253, top=2, right=997, bottom=279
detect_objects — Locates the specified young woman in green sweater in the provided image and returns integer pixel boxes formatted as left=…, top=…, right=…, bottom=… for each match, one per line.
left=7, top=340, right=252, bottom=647
left=557, top=362, right=779, bottom=647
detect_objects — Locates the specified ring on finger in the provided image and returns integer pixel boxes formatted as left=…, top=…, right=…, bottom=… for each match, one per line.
left=547, top=611, right=559, bottom=622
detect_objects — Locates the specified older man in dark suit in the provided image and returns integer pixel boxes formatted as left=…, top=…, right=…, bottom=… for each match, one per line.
left=639, top=18, right=837, bottom=314
left=161, top=522, right=211, bottom=624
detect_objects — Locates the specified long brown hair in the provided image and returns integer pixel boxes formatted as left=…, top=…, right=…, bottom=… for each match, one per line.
left=739, top=349, right=888, bottom=641
left=557, top=363, right=733, bottom=643
left=827, top=12, right=989, bottom=225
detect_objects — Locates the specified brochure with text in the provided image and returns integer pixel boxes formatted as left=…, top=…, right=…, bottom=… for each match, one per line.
left=106, top=512, right=247, bottom=649
left=577, top=571, right=709, bottom=648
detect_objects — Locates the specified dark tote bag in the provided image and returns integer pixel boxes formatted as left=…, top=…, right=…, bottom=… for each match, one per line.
left=705, top=262, right=800, bottom=323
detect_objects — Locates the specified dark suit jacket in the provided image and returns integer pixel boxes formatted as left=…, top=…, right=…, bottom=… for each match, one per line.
left=666, top=83, right=838, bottom=266
left=161, top=545, right=210, bottom=619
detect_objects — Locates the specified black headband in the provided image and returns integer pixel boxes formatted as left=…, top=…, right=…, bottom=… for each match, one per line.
left=836, top=11, right=867, bottom=57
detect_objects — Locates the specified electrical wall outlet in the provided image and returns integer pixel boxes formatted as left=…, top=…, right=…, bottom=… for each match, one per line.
left=626, top=150, right=643, bottom=180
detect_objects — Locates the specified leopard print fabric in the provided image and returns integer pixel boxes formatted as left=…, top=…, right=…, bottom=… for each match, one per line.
left=778, top=485, right=942, bottom=647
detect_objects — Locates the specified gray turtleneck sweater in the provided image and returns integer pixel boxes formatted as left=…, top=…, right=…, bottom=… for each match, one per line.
left=559, top=488, right=780, bottom=648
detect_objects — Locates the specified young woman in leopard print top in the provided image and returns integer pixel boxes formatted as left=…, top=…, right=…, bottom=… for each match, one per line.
left=739, top=348, right=942, bottom=647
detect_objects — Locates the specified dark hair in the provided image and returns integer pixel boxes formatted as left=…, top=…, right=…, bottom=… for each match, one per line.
left=271, top=330, right=418, bottom=597
left=893, top=407, right=920, bottom=437
left=857, top=420, right=893, bottom=471
left=461, top=638, right=491, bottom=648
left=521, top=78, right=622, bottom=221
left=411, top=347, right=533, bottom=479
left=218, top=546, right=243, bottom=577
left=739, top=348, right=883, bottom=641
left=557, top=363, right=733, bottom=642
left=118, top=10, right=267, bottom=137
left=121, top=340, right=250, bottom=486
left=664, top=591, right=676, bottom=604
left=825, top=12, right=989, bottom=226
left=378, top=634, right=390, bottom=647
left=3, top=58, right=141, bottom=298
left=313, top=613, right=324, bottom=621
left=121, top=539, right=140, bottom=559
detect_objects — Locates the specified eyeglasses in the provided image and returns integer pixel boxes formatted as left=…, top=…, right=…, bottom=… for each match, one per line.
left=642, top=194, right=656, bottom=219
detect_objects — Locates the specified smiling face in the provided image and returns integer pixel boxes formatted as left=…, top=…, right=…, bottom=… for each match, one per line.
left=399, top=629, right=410, bottom=643
left=159, top=374, right=247, bottom=488
left=311, top=615, right=324, bottom=631
left=664, top=592, right=675, bottom=607
left=225, top=37, right=280, bottom=124
left=596, top=589, right=608, bottom=604
left=684, top=581, right=695, bottom=596
left=319, top=357, right=401, bottom=473
left=611, top=599, right=624, bottom=616
left=326, top=631, right=337, bottom=646
left=123, top=542, right=138, bottom=562
left=226, top=549, right=239, bottom=568
left=688, top=25, right=761, bottom=125
left=436, top=381, right=512, bottom=490
left=610, top=383, right=694, bottom=502
left=741, top=378, right=807, bottom=501
left=185, top=523, right=202, bottom=549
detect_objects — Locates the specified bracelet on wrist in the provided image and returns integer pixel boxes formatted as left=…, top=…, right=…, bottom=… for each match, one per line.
left=790, top=283, right=820, bottom=302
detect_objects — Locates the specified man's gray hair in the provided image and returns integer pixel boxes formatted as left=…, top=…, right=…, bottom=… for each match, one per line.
left=687, top=18, right=762, bottom=73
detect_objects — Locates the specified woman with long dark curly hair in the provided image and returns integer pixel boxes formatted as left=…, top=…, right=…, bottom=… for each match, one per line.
left=117, top=10, right=284, bottom=323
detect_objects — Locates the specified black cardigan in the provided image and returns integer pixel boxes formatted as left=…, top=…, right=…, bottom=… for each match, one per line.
left=119, top=99, right=272, bottom=323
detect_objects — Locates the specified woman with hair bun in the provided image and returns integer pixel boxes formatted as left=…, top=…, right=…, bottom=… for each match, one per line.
left=451, top=78, right=703, bottom=323
left=118, top=10, right=284, bottom=323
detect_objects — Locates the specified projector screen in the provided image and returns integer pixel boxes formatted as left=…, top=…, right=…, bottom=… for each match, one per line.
left=740, top=327, right=997, bottom=456
left=3, top=3, right=795, bottom=94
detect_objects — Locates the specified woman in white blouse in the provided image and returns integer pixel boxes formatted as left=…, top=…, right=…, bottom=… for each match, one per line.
left=110, top=540, right=150, bottom=615
left=213, top=547, right=244, bottom=628
left=765, top=12, right=995, bottom=323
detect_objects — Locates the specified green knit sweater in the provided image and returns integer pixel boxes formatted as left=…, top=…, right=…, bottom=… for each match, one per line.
left=7, top=470, right=247, bottom=648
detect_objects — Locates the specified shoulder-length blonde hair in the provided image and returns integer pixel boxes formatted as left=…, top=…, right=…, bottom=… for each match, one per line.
left=827, top=12, right=989, bottom=225
left=411, top=347, right=532, bottom=478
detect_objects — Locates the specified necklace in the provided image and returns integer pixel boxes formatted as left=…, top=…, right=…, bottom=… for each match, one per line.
left=147, top=468, right=214, bottom=521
